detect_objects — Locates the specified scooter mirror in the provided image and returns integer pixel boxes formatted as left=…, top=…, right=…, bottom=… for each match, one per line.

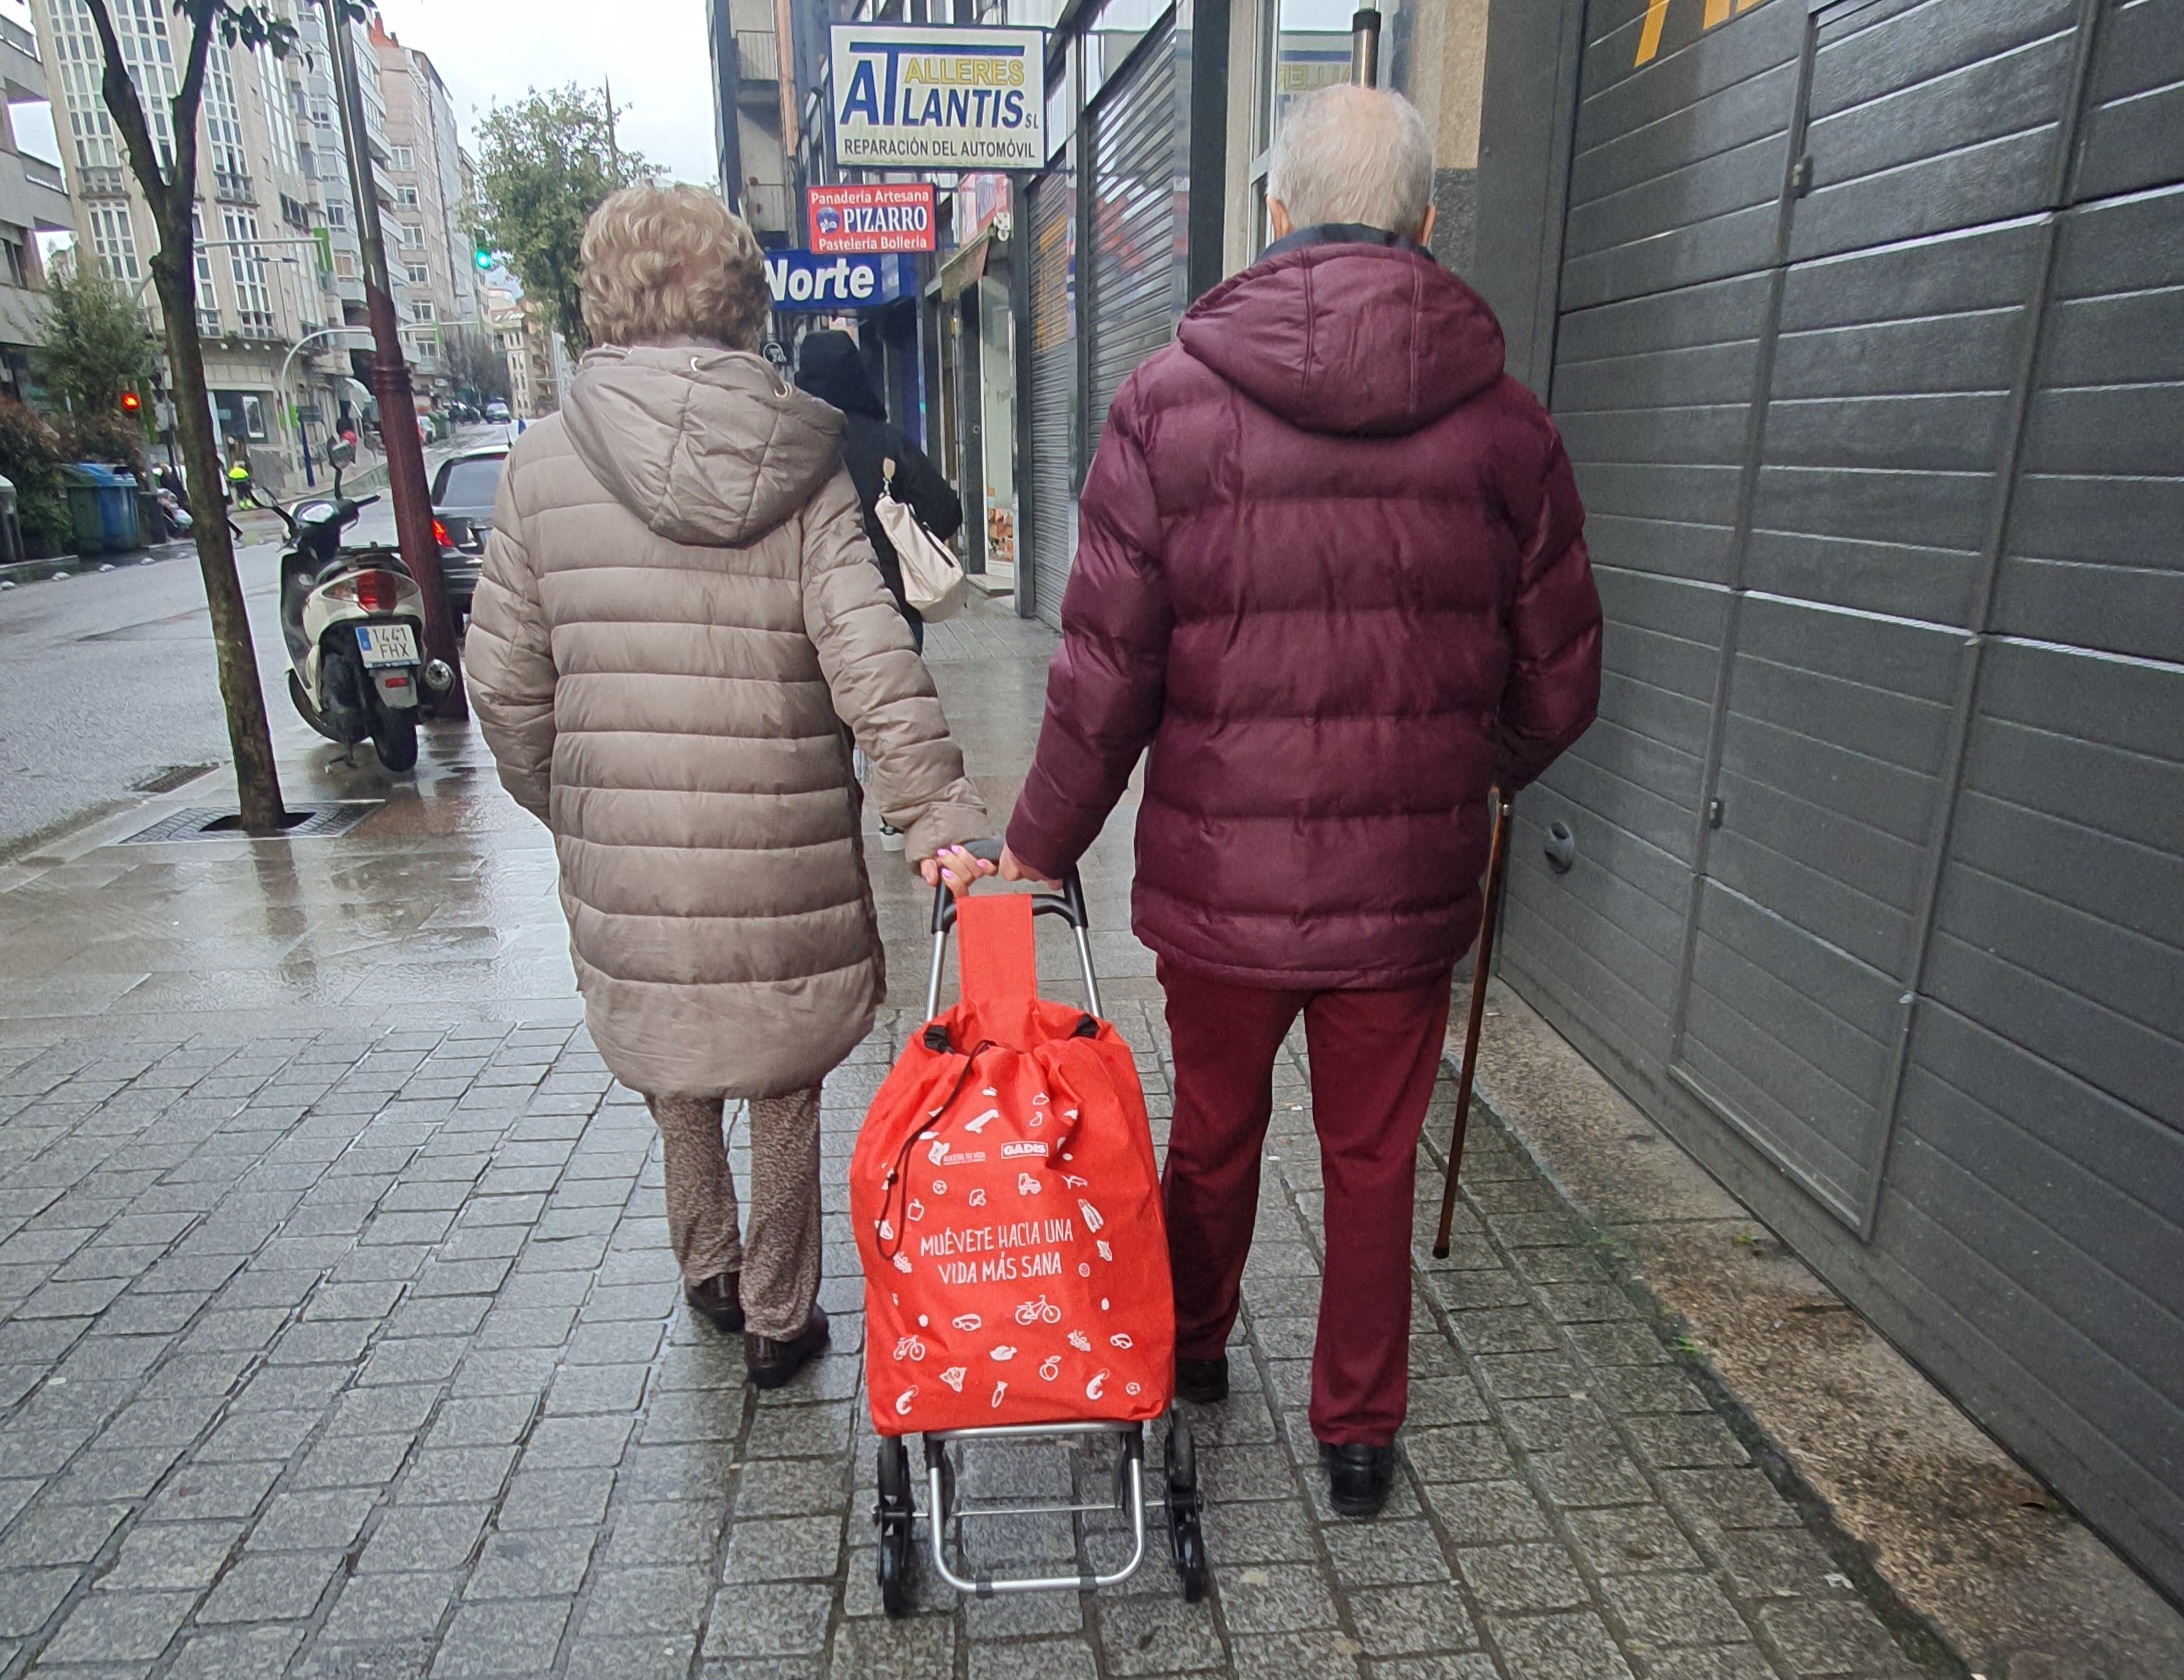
left=326, top=439, right=357, bottom=468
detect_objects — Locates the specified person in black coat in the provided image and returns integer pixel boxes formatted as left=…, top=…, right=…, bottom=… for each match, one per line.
left=794, top=330, right=964, bottom=651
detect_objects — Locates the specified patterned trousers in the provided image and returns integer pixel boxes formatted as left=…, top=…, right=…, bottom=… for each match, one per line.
left=645, top=1088, right=822, bottom=1341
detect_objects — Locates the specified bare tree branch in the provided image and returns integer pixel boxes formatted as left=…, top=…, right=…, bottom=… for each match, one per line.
left=79, top=0, right=168, bottom=202
left=168, top=1, right=219, bottom=230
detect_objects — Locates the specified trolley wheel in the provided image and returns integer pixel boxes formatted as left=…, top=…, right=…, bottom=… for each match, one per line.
left=875, top=1439, right=914, bottom=1619
left=1164, top=1410, right=1209, bottom=1602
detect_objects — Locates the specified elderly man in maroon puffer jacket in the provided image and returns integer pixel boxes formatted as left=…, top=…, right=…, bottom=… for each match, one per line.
left=1002, top=84, right=1602, bottom=1517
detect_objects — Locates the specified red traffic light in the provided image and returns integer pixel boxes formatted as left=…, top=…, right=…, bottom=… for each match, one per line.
left=119, top=390, right=142, bottom=414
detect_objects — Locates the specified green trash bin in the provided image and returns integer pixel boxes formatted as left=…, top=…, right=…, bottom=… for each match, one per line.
left=59, top=463, right=106, bottom=555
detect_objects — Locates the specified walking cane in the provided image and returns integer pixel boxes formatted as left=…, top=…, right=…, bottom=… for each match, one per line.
left=1431, top=790, right=1514, bottom=1259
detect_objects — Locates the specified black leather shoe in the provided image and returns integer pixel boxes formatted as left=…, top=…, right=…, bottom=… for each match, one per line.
left=746, top=1306, right=830, bottom=1390
left=1319, top=1441, right=1396, bottom=1518
left=1176, top=1355, right=1229, bottom=1405
left=683, top=1273, right=744, bottom=1334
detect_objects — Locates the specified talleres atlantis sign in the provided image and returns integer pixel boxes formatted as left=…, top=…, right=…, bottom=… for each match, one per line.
left=829, top=24, right=1048, bottom=170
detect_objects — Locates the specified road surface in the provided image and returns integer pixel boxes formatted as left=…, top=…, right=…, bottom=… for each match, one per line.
left=0, top=425, right=506, bottom=855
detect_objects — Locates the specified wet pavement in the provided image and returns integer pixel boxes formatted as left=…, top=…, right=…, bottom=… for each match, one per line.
left=0, top=600, right=1941, bottom=1678
left=0, top=426, right=507, bottom=858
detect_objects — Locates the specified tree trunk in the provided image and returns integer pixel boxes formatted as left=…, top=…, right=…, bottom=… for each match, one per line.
left=154, top=250, right=287, bottom=834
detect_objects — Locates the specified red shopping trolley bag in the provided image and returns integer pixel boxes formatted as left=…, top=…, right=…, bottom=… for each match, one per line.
left=852, top=890, right=1174, bottom=1435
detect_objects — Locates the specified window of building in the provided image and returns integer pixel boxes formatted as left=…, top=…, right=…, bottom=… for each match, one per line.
left=390, top=146, right=414, bottom=173
left=411, top=299, right=436, bottom=323
left=223, top=207, right=275, bottom=335
left=398, top=223, right=424, bottom=248
left=397, top=185, right=419, bottom=207
left=406, top=264, right=429, bottom=286
left=205, top=46, right=248, bottom=180
left=87, top=202, right=139, bottom=282
left=326, top=203, right=347, bottom=228
left=0, top=239, right=25, bottom=289
left=48, top=0, right=178, bottom=170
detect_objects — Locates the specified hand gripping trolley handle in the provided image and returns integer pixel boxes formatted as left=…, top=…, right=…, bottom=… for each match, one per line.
left=874, top=839, right=1208, bottom=1616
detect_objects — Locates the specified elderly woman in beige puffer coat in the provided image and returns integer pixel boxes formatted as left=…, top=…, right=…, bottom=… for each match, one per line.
left=466, top=185, right=991, bottom=1390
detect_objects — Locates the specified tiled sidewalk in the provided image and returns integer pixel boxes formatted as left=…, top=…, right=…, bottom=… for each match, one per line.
left=0, top=601, right=1942, bottom=1678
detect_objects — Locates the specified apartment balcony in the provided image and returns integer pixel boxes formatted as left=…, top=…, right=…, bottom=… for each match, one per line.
left=0, top=152, right=71, bottom=232
left=735, top=29, right=781, bottom=87
left=214, top=169, right=255, bottom=204
left=0, top=15, right=45, bottom=106
left=738, top=180, right=789, bottom=233
left=78, top=164, right=126, bottom=198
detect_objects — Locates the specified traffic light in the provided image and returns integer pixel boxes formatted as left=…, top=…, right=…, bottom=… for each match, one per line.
left=119, top=390, right=141, bottom=416
left=472, top=234, right=493, bottom=273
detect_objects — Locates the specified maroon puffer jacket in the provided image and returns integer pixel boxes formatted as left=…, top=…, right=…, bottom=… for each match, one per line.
left=1007, top=229, right=1602, bottom=990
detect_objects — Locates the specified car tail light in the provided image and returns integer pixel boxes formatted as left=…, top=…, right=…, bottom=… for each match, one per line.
left=432, top=518, right=449, bottom=547
left=353, top=570, right=402, bottom=614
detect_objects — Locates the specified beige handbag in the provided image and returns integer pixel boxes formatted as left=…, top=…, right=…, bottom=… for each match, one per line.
left=877, top=457, right=969, bottom=622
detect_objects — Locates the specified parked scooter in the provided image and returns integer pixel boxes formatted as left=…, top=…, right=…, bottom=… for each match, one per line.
left=272, top=440, right=453, bottom=772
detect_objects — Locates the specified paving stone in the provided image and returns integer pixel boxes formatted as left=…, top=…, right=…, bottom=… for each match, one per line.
left=1318, top=1520, right=1452, bottom=1587
left=1093, top=1595, right=1226, bottom=1675
left=358, top=1502, right=491, bottom=1574
left=1486, top=1610, right=1639, bottom=1679
left=699, top=1580, right=833, bottom=1657
left=968, top=1637, right=1102, bottom=1680
left=720, top=1515, right=840, bottom=1581
left=1757, top=1598, right=1916, bottom=1675
left=196, top=1548, right=344, bottom=1620
left=1563, top=1505, right=1708, bottom=1576
left=0, top=1565, right=79, bottom=1638
left=578, top=1563, right=711, bottom=1636
left=464, top=1527, right=598, bottom=1599
left=1346, top=1583, right=1478, bottom=1657
left=41, top=1588, right=196, bottom=1662
left=1454, top=1542, right=1591, bottom=1614
left=428, top=1599, right=572, bottom=1676
left=166, top=1624, right=305, bottom=1680
left=319, top=1571, right=457, bottom=1644
left=95, top=1518, right=243, bottom=1590
left=1218, top=1565, right=1343, bottom=1634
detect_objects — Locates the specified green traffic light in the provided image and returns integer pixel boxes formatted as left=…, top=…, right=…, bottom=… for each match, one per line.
left=473, top=245, right=493, bottom=272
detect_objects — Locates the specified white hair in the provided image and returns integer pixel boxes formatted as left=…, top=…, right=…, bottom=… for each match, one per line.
left=1266, top=84, right=1434, bottom=236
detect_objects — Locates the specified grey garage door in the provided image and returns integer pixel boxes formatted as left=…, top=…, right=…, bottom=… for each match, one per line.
left=1500, top=0, right=2184, bottom=1601
left=1026, top=168, right=1079, bottom=631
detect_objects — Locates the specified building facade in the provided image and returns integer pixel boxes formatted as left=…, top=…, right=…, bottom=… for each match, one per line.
left=707, top=0, right=796, bottom=242
left=32, top=0, right=373, bottom=491
left=370, top=20, right=478, bottom=402
left=0, top=14, right=74, bottom=403
left=1467, top=0, right=2184, bottom=1610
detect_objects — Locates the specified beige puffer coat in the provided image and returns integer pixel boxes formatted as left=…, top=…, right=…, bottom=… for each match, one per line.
left=466, top=342, right=987, bottom=1100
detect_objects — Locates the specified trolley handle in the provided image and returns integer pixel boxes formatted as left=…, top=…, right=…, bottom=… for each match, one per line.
left=924, top=838, right=1101, bottom=1020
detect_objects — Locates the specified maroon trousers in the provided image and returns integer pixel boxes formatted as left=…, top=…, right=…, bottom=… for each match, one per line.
left=1158, top=958, right=1453, bottom=1446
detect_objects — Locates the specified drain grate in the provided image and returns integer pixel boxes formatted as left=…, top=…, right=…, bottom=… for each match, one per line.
left=121, top=802, right=384, bottom=843
left=130, top=761, right=217, bottom=795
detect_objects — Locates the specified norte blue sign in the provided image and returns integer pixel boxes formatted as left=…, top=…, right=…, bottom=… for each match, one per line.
left=829, top=23, right=1048, bottom=169
left=764, top=250, right=918, bottom=312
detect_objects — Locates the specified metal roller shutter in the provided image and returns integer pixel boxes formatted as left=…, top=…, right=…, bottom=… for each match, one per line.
left=1088, top=24, right=1185, bottom=449
left=1027, top=170, right=1078, bottom=630
left=1497, top=0, right=2184, bottom=1598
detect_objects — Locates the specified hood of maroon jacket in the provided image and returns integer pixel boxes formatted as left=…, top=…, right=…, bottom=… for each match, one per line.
left=1008, top=233, right=1602, bottom=990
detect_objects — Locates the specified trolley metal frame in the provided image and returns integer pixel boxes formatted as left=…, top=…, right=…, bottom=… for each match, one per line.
left=872, top=844, right=1206, bottom=1614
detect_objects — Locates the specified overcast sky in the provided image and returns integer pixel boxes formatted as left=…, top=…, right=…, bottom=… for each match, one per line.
left=372, top=0, right=717, bottom=185
left=0, top=0, right=718, bottom=185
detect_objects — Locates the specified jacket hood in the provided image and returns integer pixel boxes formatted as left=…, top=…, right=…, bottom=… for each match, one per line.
left=1177, top=234, right=1507, bottom=436
left=562, top=342, right=845, bottom=546
left=794, top=330, right=888, bottom=421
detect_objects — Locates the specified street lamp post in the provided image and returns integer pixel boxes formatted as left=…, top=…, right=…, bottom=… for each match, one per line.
left=280, top=325, right=375, bottom=488
left=322, top=0, right=466, bottom=718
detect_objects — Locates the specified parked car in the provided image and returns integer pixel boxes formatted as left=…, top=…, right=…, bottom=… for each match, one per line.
left=430, top=445, right=507, bottom=622
left=483, top=400, right=511, bottom=424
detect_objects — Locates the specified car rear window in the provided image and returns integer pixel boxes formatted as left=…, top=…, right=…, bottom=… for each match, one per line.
left=437, top=457, right=505, bottom=507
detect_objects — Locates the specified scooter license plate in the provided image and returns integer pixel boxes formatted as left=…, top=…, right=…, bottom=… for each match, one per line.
left=355, top=624, right=419, bottom=668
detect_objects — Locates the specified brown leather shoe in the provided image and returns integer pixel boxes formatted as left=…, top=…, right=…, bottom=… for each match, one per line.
left=746, top=1306, right=829, bottom=1390
left=683, top=1273, right=744, bottom=1334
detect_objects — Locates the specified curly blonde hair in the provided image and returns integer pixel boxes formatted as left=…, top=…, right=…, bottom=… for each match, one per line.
left=580, top=184, right=771, bottom=351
